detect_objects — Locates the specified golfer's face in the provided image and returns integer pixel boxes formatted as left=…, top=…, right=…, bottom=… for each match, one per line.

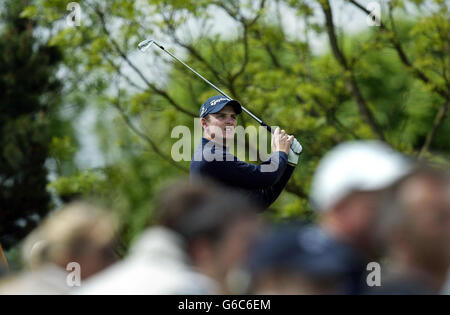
left=205, top=105, right=237, bottom=140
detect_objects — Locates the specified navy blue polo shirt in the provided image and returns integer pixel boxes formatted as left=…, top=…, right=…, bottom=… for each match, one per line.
left=190, top=138, right=295, bottom=209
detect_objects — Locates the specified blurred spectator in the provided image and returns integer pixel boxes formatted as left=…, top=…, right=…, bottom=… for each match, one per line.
left=0, top=202, right=119, bottom=294
left=247, top=224, right=356, bottom=294
left=0, top=267, right=6, bottom=279
left=373, top=167, right=450, bottom=294
left=0, top=242, right=8, bottom=274
left=309, top=141, right=411, bottom=293
left=443, top=274, right=450, bottom=295
left=76, top=180, right=261, bottom=294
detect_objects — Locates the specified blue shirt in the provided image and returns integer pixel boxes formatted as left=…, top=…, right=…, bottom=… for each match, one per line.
left=190, top=138, right=295, bottom=209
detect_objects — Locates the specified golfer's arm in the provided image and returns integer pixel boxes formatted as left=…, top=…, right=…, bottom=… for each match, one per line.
left=201, top=152, right=289, bottom=190
left=258, top=164, right=296, bottom=208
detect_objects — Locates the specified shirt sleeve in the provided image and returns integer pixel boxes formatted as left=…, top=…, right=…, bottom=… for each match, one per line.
left=198, top=150, right=289, bottom=190
left=249, top=164, right=296, bottom=209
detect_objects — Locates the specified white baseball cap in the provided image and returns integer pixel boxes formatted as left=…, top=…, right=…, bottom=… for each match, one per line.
left=310, top=141, right=412, bottom=212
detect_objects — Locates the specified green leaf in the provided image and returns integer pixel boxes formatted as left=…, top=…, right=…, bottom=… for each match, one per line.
left=19, top=5, right=38, bottom=18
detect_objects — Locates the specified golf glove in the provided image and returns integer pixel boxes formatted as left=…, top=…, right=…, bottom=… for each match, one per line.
left=288, top=138, right=302, bottom=165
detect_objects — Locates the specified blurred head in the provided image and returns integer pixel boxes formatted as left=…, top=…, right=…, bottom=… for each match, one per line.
left=247, top=225, right=349, bottom=295
left=377, top=167, right=450, bottom=279
left=310, top=141, right=411, bottom=255
left=250, top=269, right=340, bottom=295
left=156, top=180, right=261, bottom=293
left=22, top=202, right=119, bottom=280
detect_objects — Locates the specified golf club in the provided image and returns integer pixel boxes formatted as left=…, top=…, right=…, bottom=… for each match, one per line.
left=138, top=39, right=273, bottom=134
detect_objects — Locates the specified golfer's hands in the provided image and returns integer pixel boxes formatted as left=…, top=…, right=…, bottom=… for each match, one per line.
left=288, top=138, right=302, bottom=166
left=272, top=127, right=293, bottom=155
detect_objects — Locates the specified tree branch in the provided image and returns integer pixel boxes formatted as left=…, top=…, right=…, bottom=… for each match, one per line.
left=263, top=40, right=282, bottom=68
left=112, top=89, right=188, bottom=174
left=347, top=0, right=449, bottom=100
left=222, top=0, right=266, bottom=83
left=101, top=52, right=147, bottom=92
left=230, top=23, right=250, bottom=83
left=285, top=180, right=308, bottom=200
left=160, top=10, right=231, bottom=89
left=320, top=0, right=386, bottom=141
left=312, top=95, right=360, bottom=140
left=253, top=28, right=355, bottom=140
left=95, top=7, right=196, bottom=117
left=419, top=101, right=449, bottom=159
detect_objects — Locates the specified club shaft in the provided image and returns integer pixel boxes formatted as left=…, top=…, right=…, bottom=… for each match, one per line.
left=151, top=41, right=273, bottom=134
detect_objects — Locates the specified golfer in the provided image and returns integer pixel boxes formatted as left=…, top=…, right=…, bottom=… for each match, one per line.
left=190, top=95, right=302, bottom=209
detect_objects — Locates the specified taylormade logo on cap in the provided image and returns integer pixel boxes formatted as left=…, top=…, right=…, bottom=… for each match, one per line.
left=200, top=95, right=242, bottom=118
left=210, top=98, right=228, bottom=107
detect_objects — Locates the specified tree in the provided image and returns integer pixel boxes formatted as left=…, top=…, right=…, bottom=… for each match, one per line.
left=24, top=0, right=449, bottom=247
left=0, top=0, right=64, bottom=250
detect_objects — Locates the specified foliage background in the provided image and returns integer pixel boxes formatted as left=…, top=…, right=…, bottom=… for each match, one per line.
left=1, top=0, right=449, bottom=264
